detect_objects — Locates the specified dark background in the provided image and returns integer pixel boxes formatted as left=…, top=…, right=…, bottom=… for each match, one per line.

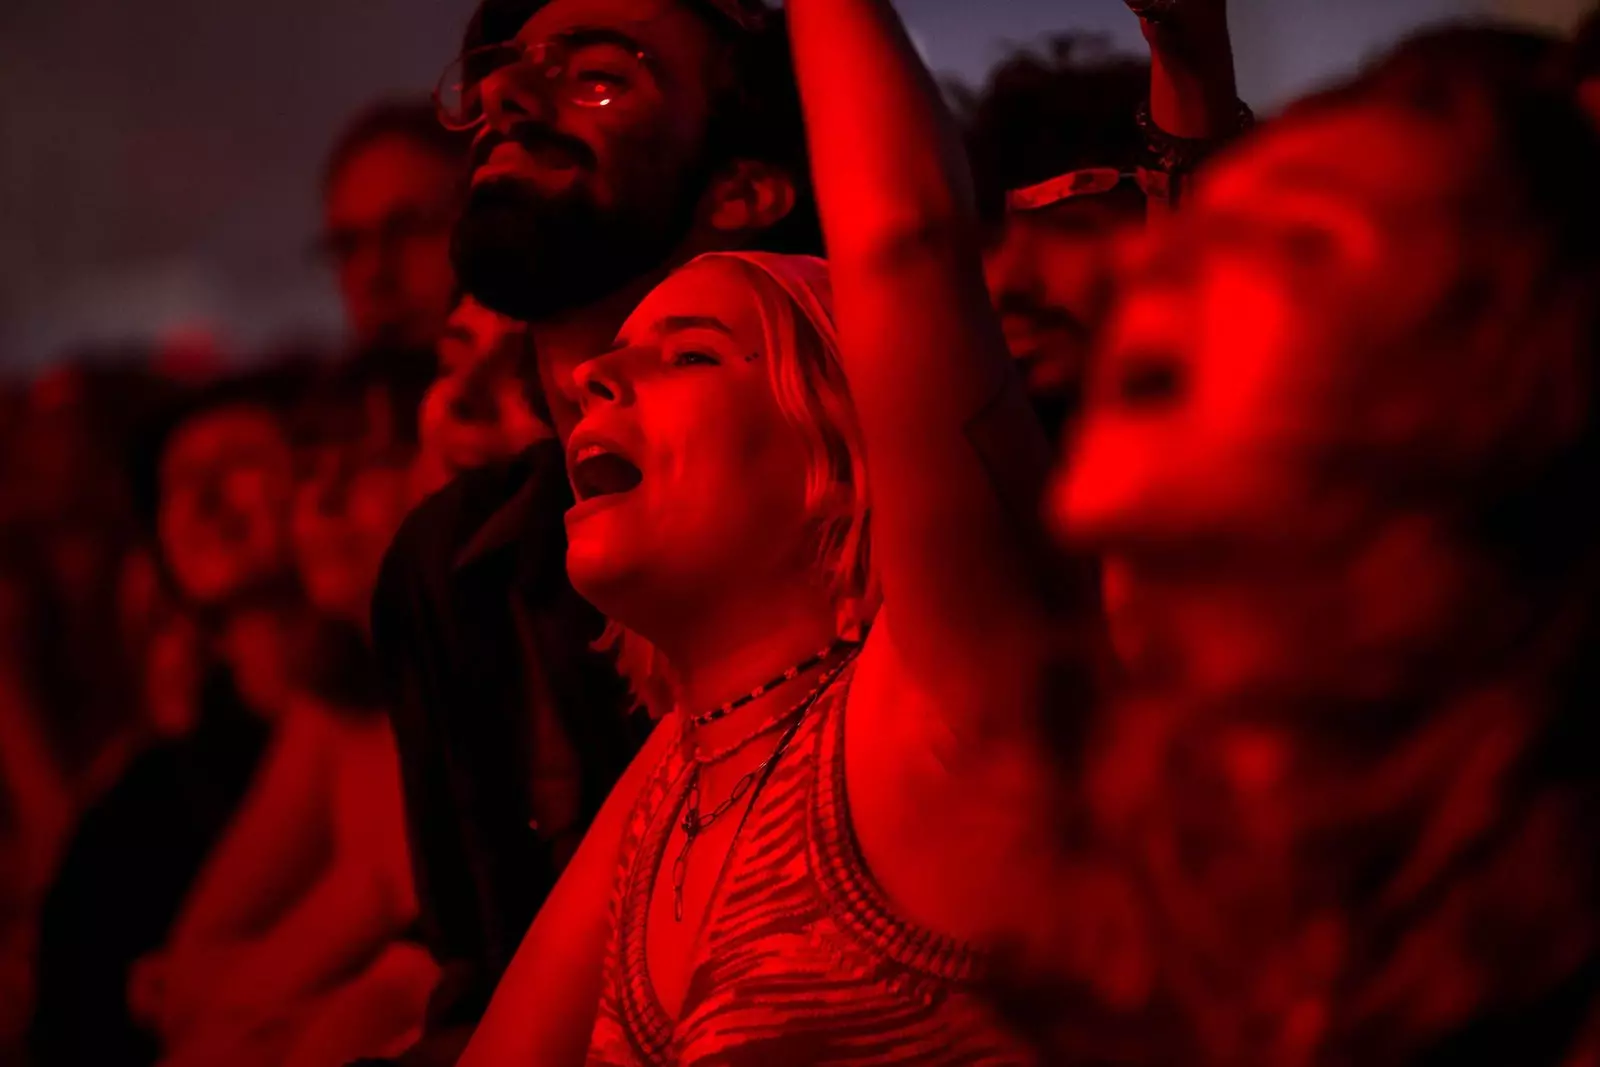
left=0, top=0, right=1580, bottom=373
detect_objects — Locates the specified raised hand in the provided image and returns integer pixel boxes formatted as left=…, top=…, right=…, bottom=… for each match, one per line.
left=1123, top=0, right=1228, bottom=29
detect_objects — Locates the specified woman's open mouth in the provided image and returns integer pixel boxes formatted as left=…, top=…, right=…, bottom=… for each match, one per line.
left=568, top=441, right=643, bottom=502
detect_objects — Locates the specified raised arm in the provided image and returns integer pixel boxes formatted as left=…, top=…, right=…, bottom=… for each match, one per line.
left=1140, top=0, right=1240, bottom=138
left=786, top=0, right=1053, bottom=731
left=1133, top=0, right=1249, bottom=210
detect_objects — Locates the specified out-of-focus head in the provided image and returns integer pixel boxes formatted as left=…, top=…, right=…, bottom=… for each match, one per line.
left=447, top=0, right=820, bottom=333
left=1055, top=39, right=1600, bottom=703
left=1572, top=6, right=1600, bottom=122
left=417, top=295, right=549, bottom=492
left=321, top=101, right=472, bottom=352
left=1014, top=42, right=1600, bottom=1067
left=289, top=367, right=419, bottom=628
left=563, top=252, right=870, bottom=646
left=957, top=37, right=1148, bottom=428
left=148, top=377, right=301, bottom=610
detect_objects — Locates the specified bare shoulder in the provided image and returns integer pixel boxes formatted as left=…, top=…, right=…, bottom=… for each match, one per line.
left=842, top=617, right=1060, bottom=942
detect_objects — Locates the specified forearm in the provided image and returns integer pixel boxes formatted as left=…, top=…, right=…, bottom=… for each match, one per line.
left=169, top=805, right=330, bottom=950
left=230, top=861, right=411, bottom=1008
left=787, top=0, right=1052, bottom=712
left=786, top=0, right=977, bottom=263
left=169, top=713, right=333, bottom=947
left=1143, top=6, right=1240, bottom=140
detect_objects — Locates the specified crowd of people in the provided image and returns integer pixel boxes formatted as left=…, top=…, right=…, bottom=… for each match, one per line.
left=3, top=0, right=1600, bottom=1065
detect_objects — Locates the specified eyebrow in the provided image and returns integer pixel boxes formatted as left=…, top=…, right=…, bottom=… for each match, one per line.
left=605, top=314, right=735, bottom=356
left=553, top=26, right=669, bottom=82
left=556, top=26, right=647, bottom=54
left=658, top=315, right=734, bottom=337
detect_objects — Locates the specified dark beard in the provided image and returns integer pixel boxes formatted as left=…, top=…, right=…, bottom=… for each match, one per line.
left=453, top=175, right=701, bottom=324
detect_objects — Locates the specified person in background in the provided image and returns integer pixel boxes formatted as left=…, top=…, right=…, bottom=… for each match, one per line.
left=319, top=100, right=473, bottom=439
left=320, top=101, right=471, bottom=358
left=291, top=367, right=421, bottom=631
left=411, top=295, right=550, bottom=502
left=957, top=39, right=1149, bottom=438
left=367, top=1, right=823, bottom=1061
left=958, top=0, right=1249, bottom=441
left=1568, top=3, right=1600, bottom=120
left=135, top=366, right=427, bottom=1067
left=0, top=547, right=77, bottom=1063
left=29, top=370, right=309, bottom=1067
left=1019, top=35, right=1600, bottom=1067
left=459, top=0, right=1087, bottom=1054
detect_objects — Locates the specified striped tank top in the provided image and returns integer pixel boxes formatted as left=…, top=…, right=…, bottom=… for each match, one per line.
left=584, top=663, right=1038, bottom=1067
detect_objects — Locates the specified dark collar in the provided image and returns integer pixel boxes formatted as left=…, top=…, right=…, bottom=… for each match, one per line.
left=451, top=442, right=570, bottom=594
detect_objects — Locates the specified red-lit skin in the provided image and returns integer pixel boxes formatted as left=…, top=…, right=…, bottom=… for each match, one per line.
left=1581, top=76, right=1600, bottom=126
left=414, top=296, right=549, bottom=499
left=1055, top=105, right=1485, bottom=692
left=984, top=197, right=1130, bottom=398
left=1026, top=93, right=1600, bottom=1066
left=157, top=405, right=296, bottom=608
left=290, top=415, right=415, bottom=631
left=460, top=0, right=1060, bottom=1061
left=323, top=135, right=461, bottom=352
left=983, top=0, right=1241, bottom=401
left=139, top=702, right=422, bottom=1067
left=470, top=0, right=800, bottom=448
left=1141, top=0, right=1240, bottom=142
left=564, top=262, right=828, bottom=644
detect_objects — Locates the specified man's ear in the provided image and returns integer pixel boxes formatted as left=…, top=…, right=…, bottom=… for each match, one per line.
left=704, top=160, right=798, bottom=238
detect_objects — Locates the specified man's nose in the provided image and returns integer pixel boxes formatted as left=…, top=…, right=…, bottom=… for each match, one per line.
left=479, top=59, right=558, bottom=135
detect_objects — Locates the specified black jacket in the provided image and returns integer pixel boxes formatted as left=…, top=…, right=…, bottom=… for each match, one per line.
left=369, top=443, right=645, bottom=1064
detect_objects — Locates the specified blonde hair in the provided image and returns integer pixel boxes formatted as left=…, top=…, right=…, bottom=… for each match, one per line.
left=594, top=252, right=876, bottom=719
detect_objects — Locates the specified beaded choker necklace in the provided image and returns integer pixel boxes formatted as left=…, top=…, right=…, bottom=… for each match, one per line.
left=671, top=644, right=858, bottom=922
left=688, top=637, right=858, bottom=729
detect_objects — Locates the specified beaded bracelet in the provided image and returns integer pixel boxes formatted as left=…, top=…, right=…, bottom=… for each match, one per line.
left=1136, top=96, right=1256, bottom=178
left=1123, top=0, right=1186, bottom=23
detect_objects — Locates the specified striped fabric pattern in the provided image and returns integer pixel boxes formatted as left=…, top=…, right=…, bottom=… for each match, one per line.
left=584, top=664, right=1039, bottom=1067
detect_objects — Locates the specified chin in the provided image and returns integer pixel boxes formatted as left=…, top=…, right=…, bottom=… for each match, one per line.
left=566, top=510, right=640, bottom=601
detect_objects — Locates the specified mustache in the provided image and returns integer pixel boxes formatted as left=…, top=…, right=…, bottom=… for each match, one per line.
left=471, top=122, right=596, bottom=174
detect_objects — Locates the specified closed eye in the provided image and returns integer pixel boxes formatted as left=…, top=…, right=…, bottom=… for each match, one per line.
left=671, top=350, right=720, bottom=368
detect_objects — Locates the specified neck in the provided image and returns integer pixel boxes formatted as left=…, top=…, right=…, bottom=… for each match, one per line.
left=652, top=586, right=841, bottom=718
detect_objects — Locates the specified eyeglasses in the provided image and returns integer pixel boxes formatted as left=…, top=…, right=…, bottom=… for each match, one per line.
left=695, top=0, right=771, bottom=31
left=1006, top=167, right=1163, bottom=213
left=434, top=36, right=653, bottom=132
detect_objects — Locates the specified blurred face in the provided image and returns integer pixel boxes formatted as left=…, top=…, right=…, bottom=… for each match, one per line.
left=564, top=260, right=816, bottom=624
left=984, top=191, right=1139, bottom=413
left=1580, top=76, right=1600, bottom=126
left=453, top=0, right=719, bottom=322
left=1053, top=105, right=1478, bottom=683
left=291, top=418, right=415, bottom=626
left=159, top=406, right=294, bottom=607
left=419, top=297, right=547, bottom=482
left=323, top=135, right=462, bottom=351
